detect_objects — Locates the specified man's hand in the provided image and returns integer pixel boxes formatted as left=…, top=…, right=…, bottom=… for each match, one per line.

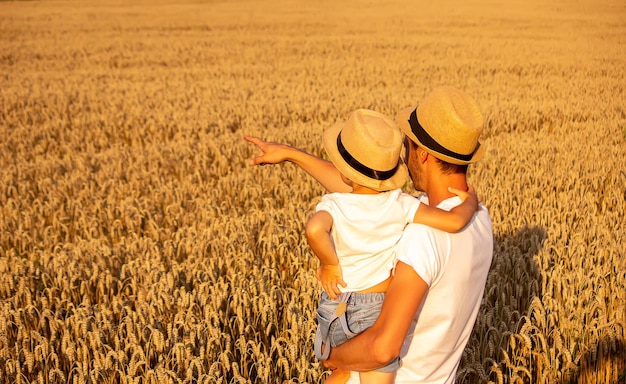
left=317, top=264, right=347, bottom=301
left=244, top=136, right=293, bottom=166
left=322, top=359, right=338, bottom=370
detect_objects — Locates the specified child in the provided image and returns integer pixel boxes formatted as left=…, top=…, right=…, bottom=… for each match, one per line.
left=244, top=109, right=477, bottom=384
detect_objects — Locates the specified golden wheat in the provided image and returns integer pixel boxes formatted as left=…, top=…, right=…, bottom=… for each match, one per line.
left=0, top=0, right=625, bottom=383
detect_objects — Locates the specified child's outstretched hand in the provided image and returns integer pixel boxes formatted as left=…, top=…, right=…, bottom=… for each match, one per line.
left=448, top=184, right=479, bottom=211
left=244, top=136, right=292, bottom=166
left=316, top=264, right=347, bottom=301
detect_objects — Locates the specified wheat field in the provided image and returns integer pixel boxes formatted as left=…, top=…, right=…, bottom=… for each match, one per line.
left=0, top=0, right=624, bottom=383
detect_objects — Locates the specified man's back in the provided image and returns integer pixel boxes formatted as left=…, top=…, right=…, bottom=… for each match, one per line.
left=394, top=197, right=493, bottom=383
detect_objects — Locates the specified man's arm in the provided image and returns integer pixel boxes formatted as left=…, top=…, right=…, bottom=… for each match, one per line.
left=244, top=136, right=351, bottom=193
left=324, top=261, right=429, bottom=370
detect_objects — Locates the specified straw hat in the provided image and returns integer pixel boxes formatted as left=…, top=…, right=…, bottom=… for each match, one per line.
left=396, top=86, right=485, bottom=165
left=322, top=109, right=408, bottom=191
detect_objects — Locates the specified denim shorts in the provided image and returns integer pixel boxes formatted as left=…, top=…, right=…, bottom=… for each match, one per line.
left=315, top=291, right=400, bottom=373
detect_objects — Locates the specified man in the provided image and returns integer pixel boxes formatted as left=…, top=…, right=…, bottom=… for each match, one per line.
left=245, top=86, right=493, bottom=383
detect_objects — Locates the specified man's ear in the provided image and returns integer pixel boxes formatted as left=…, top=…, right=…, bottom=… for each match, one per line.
left=418, top=148, right=429, bottom=164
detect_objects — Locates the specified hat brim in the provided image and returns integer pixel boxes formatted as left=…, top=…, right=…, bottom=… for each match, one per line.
left=322, top=122, right=409, bottom=192
left=396, top=106, right=485, bottom=165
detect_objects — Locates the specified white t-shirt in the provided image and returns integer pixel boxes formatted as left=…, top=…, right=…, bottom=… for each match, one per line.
left=316, top=189, right=421, bottom=292
left=347, top=195, right=493, bottom=384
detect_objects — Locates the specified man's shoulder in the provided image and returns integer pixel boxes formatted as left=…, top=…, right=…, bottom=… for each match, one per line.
left=397, top=223, right=443, bottom=259
left=401, top=206, right=493, bottom=244
left=402, top=220, right=445, bottom=236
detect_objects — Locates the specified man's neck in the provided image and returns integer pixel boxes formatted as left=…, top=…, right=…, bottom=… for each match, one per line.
left=426, top=173, right=468, bottom=207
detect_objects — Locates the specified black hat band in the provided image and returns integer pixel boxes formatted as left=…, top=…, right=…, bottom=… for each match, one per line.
left=337, top=133, right=398, bottom=181
left=408, top=109, right=478, bottom=162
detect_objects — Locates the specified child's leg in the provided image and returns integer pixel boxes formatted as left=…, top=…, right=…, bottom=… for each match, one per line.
left=358, top=370, right=396, bottom=384
left=324, top=368, right=351, bottom=384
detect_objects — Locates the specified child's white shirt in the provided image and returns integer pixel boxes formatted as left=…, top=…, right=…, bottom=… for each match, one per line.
left=315, top=189, right=421, bottom=292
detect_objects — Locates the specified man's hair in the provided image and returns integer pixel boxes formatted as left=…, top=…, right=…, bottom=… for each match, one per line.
left=436, top=158, right=468, bottom=175
left=409, top=139, right=468, bottom=174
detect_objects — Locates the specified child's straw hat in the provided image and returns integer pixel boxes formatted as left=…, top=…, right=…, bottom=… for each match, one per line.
left=322, top=109, right=408, bottom=191
left=396, top=86, right=485, bottom=165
